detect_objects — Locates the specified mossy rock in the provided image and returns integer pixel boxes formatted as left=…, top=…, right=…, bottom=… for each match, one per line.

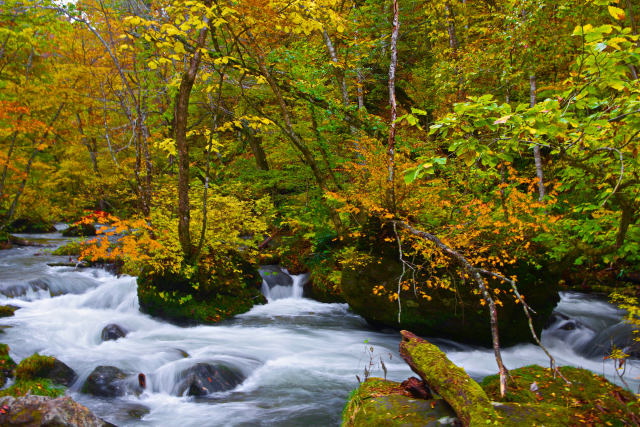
left=52, top=241, right=83, bottom=256
left=482, top=365, right=640, bottom=425
left=0, top=305, right=18, bottom=317
left=306, top=264, right=345, bottom=303
left=340, top=218, right=559, bottom=347
left=0, top=395, right=114, bottom=426
left=342, top=378, right=458, bottom=427
left=0, top=379, right=66, bottom=398
left=7, top=218, right=56, bottom=233
left=0, top=344, right=16, bottom=388
left=15, top=354, right=77, bottom=387
left=137, top=253, right=266, bottom=325
left=62, top=223, right=97, bottom=237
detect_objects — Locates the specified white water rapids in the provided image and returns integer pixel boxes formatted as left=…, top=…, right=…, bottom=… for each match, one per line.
left=0, top=230, right=638, bottom=426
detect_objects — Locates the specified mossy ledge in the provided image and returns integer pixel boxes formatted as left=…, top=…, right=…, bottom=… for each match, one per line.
left=342, top=332, right=640, bottom=426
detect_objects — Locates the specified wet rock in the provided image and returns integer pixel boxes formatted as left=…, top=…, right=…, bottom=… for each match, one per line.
left=259, top=265, right=293, bottom=288
left=82, top=365, right=140, bottom=397
left=342, top=378, right=458, bottom=427
left=16, top=354, right=77, bottom=387
left=0, top=395, right=114, bottom=426
left=62, top=223, right=97, bottom=237
left=100, top=324, right=127, bottom=341
left=0, top=305, right=18, bottom=318
left=176, top=363, right=245, bottom=396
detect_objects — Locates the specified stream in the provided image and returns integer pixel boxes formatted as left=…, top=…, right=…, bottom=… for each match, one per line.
left=0, top=229, right=638, bottom=426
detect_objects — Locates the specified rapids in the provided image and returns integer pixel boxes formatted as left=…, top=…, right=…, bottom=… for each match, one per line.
left=0, top=230, right=638, bottom=426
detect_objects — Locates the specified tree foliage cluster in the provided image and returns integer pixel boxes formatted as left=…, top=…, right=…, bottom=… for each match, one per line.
left=1, top=0, right=639, bottom=356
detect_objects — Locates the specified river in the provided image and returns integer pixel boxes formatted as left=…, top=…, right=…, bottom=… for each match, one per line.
left=0, top=229, right=638, bottom=426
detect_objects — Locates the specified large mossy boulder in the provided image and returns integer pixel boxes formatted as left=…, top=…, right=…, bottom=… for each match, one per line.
left=342, top=378, right=458, bottom=427
left=137, top=252, right=266, bottom=325
left=0, top=395, right=114, bottom=426
left=340, top=218, right=559, bottom=347
left=15, top=354, right=77, bottom=387
left=482, top=364, right=640, bottom=425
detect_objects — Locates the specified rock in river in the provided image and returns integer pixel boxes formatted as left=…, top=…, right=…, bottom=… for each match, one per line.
left=176, top=363, right=245, bottom=396
left=0, top=395, right=114, bottom=426
left=100, top=324, right=127, bottom=341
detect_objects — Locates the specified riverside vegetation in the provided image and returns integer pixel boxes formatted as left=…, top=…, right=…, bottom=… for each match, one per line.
left=1, top=0, right=640, bottom=424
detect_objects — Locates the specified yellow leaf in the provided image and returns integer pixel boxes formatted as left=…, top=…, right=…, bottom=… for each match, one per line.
left=148, top=61, right=157, bottom=70
left=608, top=5, right=626, bottom=21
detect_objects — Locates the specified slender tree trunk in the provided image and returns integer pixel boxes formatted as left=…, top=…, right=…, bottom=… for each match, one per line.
left=445, top=2, right=463, bottom=101
left=387, top=0, right=400, bottom=214
left=322, top=28, right=350, bottom=108
left=174, top=23, right=209, bottom=261
left=530, top=74, right=545, bottom=201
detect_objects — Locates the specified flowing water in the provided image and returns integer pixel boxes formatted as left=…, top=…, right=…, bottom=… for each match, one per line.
left=0, top=230, right=638, bottom=426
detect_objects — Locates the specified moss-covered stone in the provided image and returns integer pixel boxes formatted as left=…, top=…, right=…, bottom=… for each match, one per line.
left=0, top=395, right=114, bottom=426
left=137, top=253, right=266, bottom=325
left=15, top=354, right=77, bottom=386
left=0, top=305, right=18, bottom=317
left=340, top=218, right=559, bottom=347
left=52, top=240, right=83, bottom=256
left=306, top=263, right=346, bottom=303
left=0, top=379, right=66, bottom=398
left=482, top=365, right=640, bottom=425
left=341, top=378, right=458, bottom=427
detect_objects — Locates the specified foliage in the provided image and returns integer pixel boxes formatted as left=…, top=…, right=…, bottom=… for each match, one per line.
left=0, top=379, right=66, bottom=398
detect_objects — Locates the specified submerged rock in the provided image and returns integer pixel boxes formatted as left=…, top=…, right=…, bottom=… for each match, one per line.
left=176, top=363, right=245, bottom=396
left=100, top=324, right=127, bottom=341
left=0, top=395, right=114, bottom=426
left=82, top=365, right=141, bottom=397
left=15, top=354, right=77, bottom=387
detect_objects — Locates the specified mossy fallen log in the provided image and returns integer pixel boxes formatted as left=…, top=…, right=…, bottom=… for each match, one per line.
left=399, top=330, right=498, bottom=426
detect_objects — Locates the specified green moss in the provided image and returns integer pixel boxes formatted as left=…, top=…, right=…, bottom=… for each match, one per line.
left=482, top=365, right=640, bottom=425
left=0, top=343, right=16, bottom=388
left=0, top=305, right=17, bottom=317
left=138, top=284, right=265, bottom=325
left=52, top=240, right=83, bottom=256
left=15, top=354, right=56, bottom=381
left=342, top=378, right=458, bottom=427
left=0, top=379, right=66, bottom=398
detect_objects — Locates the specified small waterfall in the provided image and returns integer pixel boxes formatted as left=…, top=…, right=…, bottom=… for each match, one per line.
left=259, top=266, right=308, bottom=301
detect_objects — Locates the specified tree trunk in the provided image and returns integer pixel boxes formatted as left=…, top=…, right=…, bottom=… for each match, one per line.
left=530, top=74, right=545, bottom=201
left=174, top=24, right=209, bottom=261
left=387, top=0, right=400, bottom=213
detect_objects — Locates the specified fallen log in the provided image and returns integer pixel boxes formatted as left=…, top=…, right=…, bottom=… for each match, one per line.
left=399, top=330, right=498, bottom=426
